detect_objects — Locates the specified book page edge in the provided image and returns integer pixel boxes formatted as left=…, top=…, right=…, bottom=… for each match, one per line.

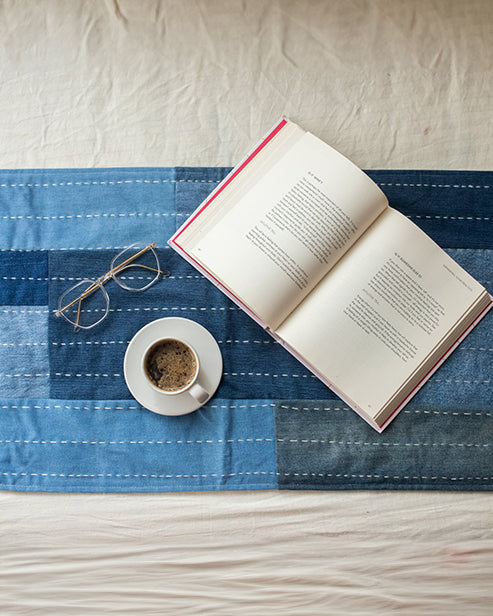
left=169, top=117, right=290, bottom=245
left=377, top=295, right=493, bottom=431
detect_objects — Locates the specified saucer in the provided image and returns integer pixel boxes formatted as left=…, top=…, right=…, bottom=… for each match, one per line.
left=123, top=317, right=223, bottom=416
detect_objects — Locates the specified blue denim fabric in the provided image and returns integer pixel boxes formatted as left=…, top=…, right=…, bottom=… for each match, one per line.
left=0, top=168, right=177, bottom=251
left=366, top=170, right=493, bottom=249
left=0, top=251, right=48, bottom=304
left=0, top=167, right=491, bottom=492
left=0, top=398, right=277, bottom=492
left=0, top=306, right=49, bottom=397
left=275, top=400, right=492, bottom=491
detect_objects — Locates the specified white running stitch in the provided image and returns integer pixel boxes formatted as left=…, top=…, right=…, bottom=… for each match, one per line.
left=8, top=275, right=492, bottom=286
left=223, top=372, right=315, bottom=378
left=2, top=403, right=487, bottom=416
left=0, top=273, right=457, bottom=285
left=2, top=471, right=484, bottom=481
left=1, top=212, right=177, bottom=221
left=459, top=347, right=493, bottom=352
left=60, top=306, right=238, bottom=313
left=0, top=342, right=48, bottom=347
left=0, top=437, right=274, bottom=446
left=0, top=179, right=221, bottom=188
left=0, top=373, right=49, bottom=378
left=51, top=341, right=129, bottom=346
left=403, top=409, right=491, bottom=416
left=53, top=373, right=121, bottom=378
left=1, top=471, right=486, bottom=481
left=208, top=403, right=276, bottom=409
left=46, top=274, right=203, bottom=281
left=279, top=472, right=491, bottom=480
left=0, top=308, right=49, bottom=314
left=1, top=404, right=139, bottom=410
left=1, top=276, right=50, bottom=281
left=410, top=215, right=491, bottom=221
left=11, top=275, right=170, bottom=282
left=217, top=339, right=273, bottom=344
left=431, top=378, right=490, bottom=384
left=277, top=438, right=488, bottom=447
left=377, top=182, right=490, bottom=189
left=0, top=403, right=275, bottom=411
left=279, top=404, right=349, bottom=411
left=279, top=405, right=491, bottom=416
left=1, top=471, right=275, bottom=479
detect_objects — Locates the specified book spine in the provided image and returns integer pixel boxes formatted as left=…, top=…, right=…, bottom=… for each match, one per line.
left=168, top=117, right=290, bottom=330
left=169, top=240, right=269, bottom=330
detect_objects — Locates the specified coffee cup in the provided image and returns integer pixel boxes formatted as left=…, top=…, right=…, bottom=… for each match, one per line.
left=142, top=337, right=209, bottom=404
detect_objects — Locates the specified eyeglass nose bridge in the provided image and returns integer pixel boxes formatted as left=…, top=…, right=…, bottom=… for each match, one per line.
left=99, top=271, right=114, bottom=284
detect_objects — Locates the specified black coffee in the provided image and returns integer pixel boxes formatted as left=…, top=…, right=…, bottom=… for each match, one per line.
left=145, top=339, right=197, bottom=392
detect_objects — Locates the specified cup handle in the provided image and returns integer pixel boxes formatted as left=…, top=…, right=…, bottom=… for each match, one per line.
left=188, top=382, right=209, bottom=404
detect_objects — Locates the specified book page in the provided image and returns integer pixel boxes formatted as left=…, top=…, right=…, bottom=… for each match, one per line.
left=190, top=132, right=387, bottom=328
left=277, top=208, right=487, bottom=418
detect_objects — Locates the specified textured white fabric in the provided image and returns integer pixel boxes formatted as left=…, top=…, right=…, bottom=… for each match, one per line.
left=1, top=0, right=492, bottom=170
left=0, top=1, right=492, bottom=614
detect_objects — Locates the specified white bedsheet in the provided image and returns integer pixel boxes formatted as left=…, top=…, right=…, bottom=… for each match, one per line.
left=0, top=1, right=492, bottom=614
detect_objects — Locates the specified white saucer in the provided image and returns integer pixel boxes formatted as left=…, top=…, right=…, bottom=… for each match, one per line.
left=123, top=317, right=223, bottom=416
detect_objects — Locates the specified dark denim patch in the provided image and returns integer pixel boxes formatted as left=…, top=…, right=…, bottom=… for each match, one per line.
left=275, top=400, right=493, bottom=491
left=0, top=251, right=48, bottom=305
left=366, top=170, right=492, bottom=249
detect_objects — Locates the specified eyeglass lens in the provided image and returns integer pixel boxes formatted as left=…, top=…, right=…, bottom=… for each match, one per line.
left=57, top=279, right=110, bottom=330
left=111, top=242, right=162, bottom=291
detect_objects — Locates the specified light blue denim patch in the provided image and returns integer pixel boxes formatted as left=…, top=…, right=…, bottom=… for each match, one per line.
left=0, top=398, right=277, bottom=492
left=0, top=168, right=178, bottom=251
left=0, top=306, right=49, bottom=397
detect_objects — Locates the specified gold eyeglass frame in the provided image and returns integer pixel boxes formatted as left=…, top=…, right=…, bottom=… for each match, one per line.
left=55, top=242, right=168, bottom=331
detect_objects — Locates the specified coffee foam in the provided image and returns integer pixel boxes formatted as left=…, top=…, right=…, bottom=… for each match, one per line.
left=145, top=339, right=197, bottom=391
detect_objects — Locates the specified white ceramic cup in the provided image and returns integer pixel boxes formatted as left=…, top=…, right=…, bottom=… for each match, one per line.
left=142, top=337, right=209, bottom=404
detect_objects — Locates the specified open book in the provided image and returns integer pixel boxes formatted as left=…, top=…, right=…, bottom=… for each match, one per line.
left=169, top=118, right=492, bottom=432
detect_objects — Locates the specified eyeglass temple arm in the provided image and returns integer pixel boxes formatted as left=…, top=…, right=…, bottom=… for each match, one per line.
left=117, top=263, right=169, bottom=276
left=74, top=300, right=82, bottom=332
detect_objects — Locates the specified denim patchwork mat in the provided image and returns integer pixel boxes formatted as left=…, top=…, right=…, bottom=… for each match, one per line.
left=0, top=167, right=491, bottom=492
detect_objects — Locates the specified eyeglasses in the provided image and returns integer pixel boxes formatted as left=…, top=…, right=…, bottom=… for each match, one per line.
left=55, top=242, right=169, bottom=331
